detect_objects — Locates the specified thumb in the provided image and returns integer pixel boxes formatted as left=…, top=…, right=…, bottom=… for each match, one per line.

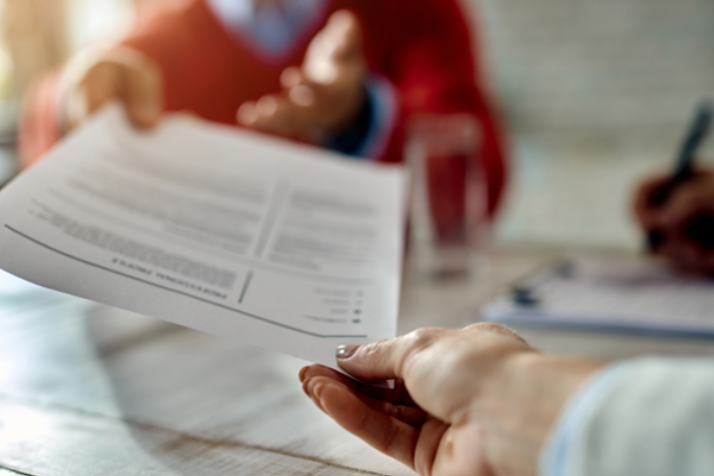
left=327, top=10, right=363, bottom=61
left=117, top=52, right=164, bottom=129
left=303, top=10, right=363, bottom=84
left=337, top=328, right=450, bottom=382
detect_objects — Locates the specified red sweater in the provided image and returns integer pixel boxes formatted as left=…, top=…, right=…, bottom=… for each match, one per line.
left=20, top=0, right=508, bottom=216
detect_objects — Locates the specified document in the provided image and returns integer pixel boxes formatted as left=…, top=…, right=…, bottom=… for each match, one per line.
left=0, top=105, right=406, bottom=367
left=484, top=255, right=714, bottom=337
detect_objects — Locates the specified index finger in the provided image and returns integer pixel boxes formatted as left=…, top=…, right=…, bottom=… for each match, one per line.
left=301, top=364, right=416, bottom=406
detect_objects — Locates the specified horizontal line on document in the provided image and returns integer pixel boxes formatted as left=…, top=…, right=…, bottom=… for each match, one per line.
left=4, top=224, right=369, bottom=340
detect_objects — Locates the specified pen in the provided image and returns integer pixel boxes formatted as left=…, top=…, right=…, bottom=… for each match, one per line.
left=647, top=100, right=713, bottom=251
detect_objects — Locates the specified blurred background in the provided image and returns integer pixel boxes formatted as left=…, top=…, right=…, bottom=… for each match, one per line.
left=0, top=0, right=712, bottom=249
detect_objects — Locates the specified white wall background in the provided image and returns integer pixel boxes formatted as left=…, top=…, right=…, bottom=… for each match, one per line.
left=464, top=0, right=714, bottom=248
left=67, top=0, right=133, bottom=50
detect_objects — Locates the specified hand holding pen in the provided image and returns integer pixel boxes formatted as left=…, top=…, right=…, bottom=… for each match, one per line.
left=633, top=101, right=714, bottom=274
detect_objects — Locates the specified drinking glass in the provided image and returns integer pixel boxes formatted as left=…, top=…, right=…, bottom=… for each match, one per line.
left=405, top=114, right=490, bottom=277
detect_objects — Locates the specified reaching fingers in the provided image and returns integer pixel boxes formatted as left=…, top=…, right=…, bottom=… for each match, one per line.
left=240, top=9, right=365, bottom=137
left=280, top=67, right=303, bottom=89
left=304, top=376, right=421, bottom=469
left=280, top=67, right=316, bottom=107
left=237, top=94, right=311, bottom=137
left=236, top=101, right=258, bottom=127
left=288, top=85, right=317, bottom=108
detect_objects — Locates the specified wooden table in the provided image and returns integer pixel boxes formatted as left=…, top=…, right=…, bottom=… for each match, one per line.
left=2, top=246, right=714, bottom=476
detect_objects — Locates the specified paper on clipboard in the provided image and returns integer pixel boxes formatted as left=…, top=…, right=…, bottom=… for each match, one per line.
left=484, top=255, right=714, bottom=338
left=0, top=105, right=407, bottom=367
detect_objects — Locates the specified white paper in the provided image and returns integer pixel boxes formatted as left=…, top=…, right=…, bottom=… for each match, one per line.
left=484, top=255, right=714, bottom=337
left=0, top=105, right=406, bottom=367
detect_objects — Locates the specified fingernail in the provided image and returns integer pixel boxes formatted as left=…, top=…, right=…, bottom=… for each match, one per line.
left=312, top=382, right=326, bottom=400
left=336, top=344, right=359, bottom=360
left=298, top=366, right=309, bottom=382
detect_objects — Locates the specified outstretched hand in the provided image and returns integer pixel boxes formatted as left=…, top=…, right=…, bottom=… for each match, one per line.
left=237, top=9, right=366, bottom=139
left=300, top=324, right=603, bottom=476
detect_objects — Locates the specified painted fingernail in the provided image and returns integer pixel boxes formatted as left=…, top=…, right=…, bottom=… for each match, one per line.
left=336, top=344, right=359, bottom=360
left=298, top=366, right=309, bottom=382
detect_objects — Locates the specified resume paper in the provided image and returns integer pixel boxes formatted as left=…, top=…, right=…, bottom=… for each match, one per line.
left=0, top=106, right=406, bottom=367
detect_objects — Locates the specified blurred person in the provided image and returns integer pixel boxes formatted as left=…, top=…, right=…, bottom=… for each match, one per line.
left=19, top=0, right=508, bottom=217
left=633, top=168, right=714, bottom=274
left=300, top=324, right=714, bottom=476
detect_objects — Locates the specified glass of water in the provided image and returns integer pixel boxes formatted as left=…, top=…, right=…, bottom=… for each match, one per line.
left=405, top=114, right=490, bottom=278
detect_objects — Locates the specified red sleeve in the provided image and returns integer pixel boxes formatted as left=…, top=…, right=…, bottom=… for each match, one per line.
left=18, top=71, right=63, bottom=169
left=366, top=0, right=509, bottom=218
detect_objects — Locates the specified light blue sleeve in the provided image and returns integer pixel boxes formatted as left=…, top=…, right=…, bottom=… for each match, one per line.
left=541, top=358, right=714, bottom=476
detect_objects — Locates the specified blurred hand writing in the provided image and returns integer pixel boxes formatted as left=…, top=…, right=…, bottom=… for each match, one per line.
left=633, top=169, right=714, bottom=274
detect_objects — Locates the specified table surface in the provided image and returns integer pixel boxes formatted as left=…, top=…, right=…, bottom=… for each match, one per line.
left=2, top=246, right=714, bottom=476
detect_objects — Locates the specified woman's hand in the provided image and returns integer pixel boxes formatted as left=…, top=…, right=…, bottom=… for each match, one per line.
left=300, top=324, right=603, bottom=476
left=61, top=46, right=164, bottom=133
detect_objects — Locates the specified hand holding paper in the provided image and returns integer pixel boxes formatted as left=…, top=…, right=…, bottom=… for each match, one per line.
left=0, top=105, right=406, bottom=367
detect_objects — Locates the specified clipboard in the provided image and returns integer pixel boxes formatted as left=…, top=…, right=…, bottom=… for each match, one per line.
left=483, top=255, right=714, bottom=339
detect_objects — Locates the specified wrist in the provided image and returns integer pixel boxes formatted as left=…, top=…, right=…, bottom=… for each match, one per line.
left=474, top=352, right=604, bottom=474
left=321, top=84, right=370, bottom=152
left=507, top=353, right=604, bottom=445
left=326, top=84, right=368, bottom=135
